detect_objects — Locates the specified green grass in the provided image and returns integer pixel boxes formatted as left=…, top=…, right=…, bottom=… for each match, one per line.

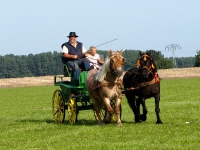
left=0, top=78, right=200, bottom=150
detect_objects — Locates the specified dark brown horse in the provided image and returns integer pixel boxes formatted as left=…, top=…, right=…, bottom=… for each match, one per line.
left=123, top=51, right=163, bottom=124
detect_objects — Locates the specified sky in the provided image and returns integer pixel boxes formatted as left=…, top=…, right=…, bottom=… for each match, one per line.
left=0, top=0, right=199, bottom=58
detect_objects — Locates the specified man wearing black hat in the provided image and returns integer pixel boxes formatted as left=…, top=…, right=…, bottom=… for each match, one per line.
left=61, top=32, right=90, bottom=86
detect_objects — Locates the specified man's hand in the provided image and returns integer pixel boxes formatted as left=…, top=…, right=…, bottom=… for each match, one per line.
left=62, top=53, right=77, bottom=59
left=72, top=55, right=78, bottom=59
left=84, top=53, right=89, bottom=57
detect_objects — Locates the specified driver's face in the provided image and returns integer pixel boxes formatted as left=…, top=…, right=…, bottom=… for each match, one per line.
left=69, top=36, right=77, bottom=43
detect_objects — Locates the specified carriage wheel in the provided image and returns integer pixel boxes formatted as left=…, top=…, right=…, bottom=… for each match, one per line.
left=52, top=90, right=65, bottom=123
left=110, top=100, right=122, bottom=122
left=67, top=95, right=78, bottom=124
left=94, top=107, right=105, bottom=121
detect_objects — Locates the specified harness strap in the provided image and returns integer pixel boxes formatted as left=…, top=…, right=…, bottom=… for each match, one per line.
left=90, top=78, right=123, bottom=92
left=125, top=77, right=156, bottom=91
left=138, top=77, right=155, bottom=87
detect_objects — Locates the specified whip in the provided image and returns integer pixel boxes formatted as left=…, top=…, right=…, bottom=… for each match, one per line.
left=95, top=38, right=118, bottom=48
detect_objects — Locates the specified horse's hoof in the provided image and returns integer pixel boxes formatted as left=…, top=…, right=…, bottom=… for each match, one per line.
left=116, top=123, right=122, bottom=127
left=140, top=114, right=147, bottom=121
left=104, top=119, right=111, bottom=124
left=135, top=118, right=141, bottom=123
left=98, top=122, right=105, bottom=126
left=135, top=120, right=141, bottom=123
left=156, top=121, right=163, bottom=124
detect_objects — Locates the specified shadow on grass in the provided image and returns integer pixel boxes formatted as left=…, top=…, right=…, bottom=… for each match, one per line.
left=45, top=119, right=98, bottom=126
left=19, top=119, right=55, bottom=124
left=18, top=118, right=137, bottom=126
left=18, top=118, right=98, bottom=126
left=67, top=119, right=98, bottom=126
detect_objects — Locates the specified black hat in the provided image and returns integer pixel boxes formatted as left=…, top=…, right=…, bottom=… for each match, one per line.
left=67, top=32, right=78, bottom=37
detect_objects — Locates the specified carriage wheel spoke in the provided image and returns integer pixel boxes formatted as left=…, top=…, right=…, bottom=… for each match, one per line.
left=68, top=96, right=77, bottom=124
left=52, top=90, right=65, bottom=123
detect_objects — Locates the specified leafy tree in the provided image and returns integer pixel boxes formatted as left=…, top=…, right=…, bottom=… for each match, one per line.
left=155, top=58, right=173, bottom=69
left=177, top=57, right=195, bottom=68
left=52, top=51, right=63, bottom=74
left=27, top=54, right=36, bottom=76
left=0, top=56, right=7, bottom=78
left=194, top=50, right=200, bottom=67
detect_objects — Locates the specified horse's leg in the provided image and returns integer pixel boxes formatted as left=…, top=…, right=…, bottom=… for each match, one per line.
left=155, top=94, right=163, bottom=124
left=92, top=98, right=104, bottom=125
left=125, top=93, right=140, bottom=122
left=115, top=97, right=122, bottom=126
left=104, top=109, right=111, bottom=124
left=135, top=97, right=142, bottom=122
left=140, top=97, right=148, bottom=121
left=103, top=97, right=113, bottom=123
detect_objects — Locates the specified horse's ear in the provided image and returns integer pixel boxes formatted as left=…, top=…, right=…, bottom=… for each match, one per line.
left=109, top=49, right=113, bottom=55
left=139, top=51, right=143, bottom=56
left=149, top=50, right=152, bottom=56
left=119, top=49, right=123, bottom=55
left=146, top=50, right=152, bottom=56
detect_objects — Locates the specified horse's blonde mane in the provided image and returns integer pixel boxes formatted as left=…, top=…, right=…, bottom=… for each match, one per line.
left=96, top=57, right=110, bottom=81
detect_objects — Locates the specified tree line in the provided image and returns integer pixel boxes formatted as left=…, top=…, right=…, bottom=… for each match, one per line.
left=0, top=52, right=62, bottom=78
left=0, top=50, right=199, bottom=78
left=98, top=50, right=196, bottom=70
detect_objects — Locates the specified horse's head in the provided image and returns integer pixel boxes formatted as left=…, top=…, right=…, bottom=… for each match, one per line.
left=137, top=51, right=153, bottom=79
left=109, top=49, right=125, bottom=77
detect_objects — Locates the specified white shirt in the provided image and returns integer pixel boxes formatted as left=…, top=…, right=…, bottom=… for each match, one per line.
left=87, top=54, right=101, bottom=69
left=62, top=42, right=87, bottom=54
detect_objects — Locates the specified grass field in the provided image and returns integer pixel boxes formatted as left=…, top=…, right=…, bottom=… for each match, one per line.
left=0, top=78, right=200, bottom=150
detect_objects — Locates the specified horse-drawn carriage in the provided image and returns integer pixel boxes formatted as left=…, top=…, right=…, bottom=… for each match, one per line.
left=52, top=50, right=163, bottom=125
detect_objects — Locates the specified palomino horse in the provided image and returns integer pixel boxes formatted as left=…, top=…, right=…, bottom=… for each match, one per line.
left=86, top=50, right=125, bottom=126
left=123, top=51, right=163, bottom=124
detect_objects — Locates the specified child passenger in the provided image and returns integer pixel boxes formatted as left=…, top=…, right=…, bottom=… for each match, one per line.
left=87, top=46, right=104, bottom=70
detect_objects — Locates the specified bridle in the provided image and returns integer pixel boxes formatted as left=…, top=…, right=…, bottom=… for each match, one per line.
left=98, top=53, right=124, bottom=90
left=137, top=53, right=153, bottom=74
left=124, top=53, right=157, bottom=92
left=109, top=53, right=125, bottom=78
left=90, top=53, right=124, bottom=92
left=125, top=54, right=155, bottom=92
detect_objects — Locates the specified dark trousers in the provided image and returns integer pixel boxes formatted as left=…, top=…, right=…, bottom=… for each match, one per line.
left=66, top=58, right=90, bottom=81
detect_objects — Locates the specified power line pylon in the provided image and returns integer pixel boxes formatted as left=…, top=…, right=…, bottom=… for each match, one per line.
left=165, top=44, right=181, bottom=68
